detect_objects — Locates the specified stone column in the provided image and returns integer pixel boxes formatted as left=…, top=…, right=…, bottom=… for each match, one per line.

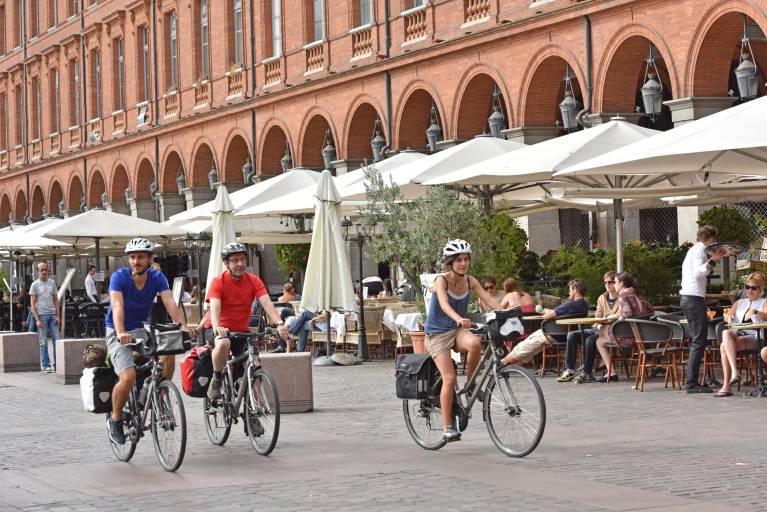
left=182, top=187, right=216, bottom=209
left=128, top=198, right=157, bottom=221
left=501, top=126, right=561, bottom=144
left=330, top=158, right=364, bottom=176
left=157, top=193, right=186, bottom=221
left=104, top=202, right=131, bottom=216
left=584, top=112, right=644, bottom=125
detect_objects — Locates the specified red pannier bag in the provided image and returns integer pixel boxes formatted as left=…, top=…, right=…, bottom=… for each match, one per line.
left=180, top=346, right=213, bottom=398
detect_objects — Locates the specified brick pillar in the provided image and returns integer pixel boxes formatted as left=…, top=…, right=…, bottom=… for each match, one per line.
left=157, top=193, right=186, bottom=221
left=182, top=187, right=216, bottom=209
left=128, top=198, right=156, bottom=221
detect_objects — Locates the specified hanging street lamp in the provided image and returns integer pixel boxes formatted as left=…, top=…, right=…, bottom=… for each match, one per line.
left=425, top=101, right=442, bottom=153
left=321, top=129, right=336, bottom=170
left=487, top=84, right=506, bottom=139
left=176, top=173, right=186, bottom=195
left=207, top=163, right=218, bottom=190
left=735, top=16, right=760, bottom=101
left=280, top=142, right=293, bottom=172
left=370, top=117, right=386, bottom=162
left=559, top=65, right=581, bottom=132
left=640, top=44, right=663, bottom=121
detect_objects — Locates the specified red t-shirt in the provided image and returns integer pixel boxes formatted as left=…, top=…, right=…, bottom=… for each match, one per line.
left=205, top=271, right=268, bottom=332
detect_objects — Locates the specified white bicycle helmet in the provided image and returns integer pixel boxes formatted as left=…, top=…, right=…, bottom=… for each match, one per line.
left=125, top=237, right=154, bottom=254
left=221, top=242, right=248, bottom=261
left=442, top=239, right=472, bottom=258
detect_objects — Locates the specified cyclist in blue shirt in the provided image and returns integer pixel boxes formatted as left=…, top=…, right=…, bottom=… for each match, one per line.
left=105, top=238, right=191, bottom=445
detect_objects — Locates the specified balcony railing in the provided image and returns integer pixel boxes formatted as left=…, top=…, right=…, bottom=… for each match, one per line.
left=13, top=145, right=23, bottom=166
left=464, top=0, right=490, bottom=23
left=87, top=119, right=102, bottom=144
left=194, top=80, right=210, bottom=108
left=164, top=91, right=179, bottom=118
left=304, top=42, right=325, bottom=73
left=351, top=25, right=373, bottom=58
left=0, top=151, right=8, bottom=169
left=403, top=6, right=427, bottom=42
left=227, top=67, right=244, bottom=98
left=68, top=126, right=81, bottom=148
left=263, top=57, right=282, bottom=86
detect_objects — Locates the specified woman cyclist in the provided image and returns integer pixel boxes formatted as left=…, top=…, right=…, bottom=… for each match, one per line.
left=425, top=239, right=503, bottom=442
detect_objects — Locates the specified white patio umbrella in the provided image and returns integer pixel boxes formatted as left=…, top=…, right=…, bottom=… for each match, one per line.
left=300, top=170, right=357, bottom=366
left=342, top=136, right=525, bottom=202
left=205, top=185, right=237, bottom=294
left=236, top=152, right=425, bottom=218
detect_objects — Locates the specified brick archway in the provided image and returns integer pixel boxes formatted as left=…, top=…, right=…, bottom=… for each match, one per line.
left=222, top=134, right=250, bottom=184
left=690, top=11, right=767, bottom=97
left=30, top=185, right=45, bottom=218
left=161, top=151, right=185, bottom=193
left=111, top=165, right=130, bottom=204
left=67, top=176, right=84, bottom=211
left=346, top=102, right=382, bottom=161
left=521, top=55, right=584, bottom=127
left=454, top=73, right=508, bottom=139
left=88, top=170, right=106, bottom=207
left=396, top=88, right=442, bottom=151
left=14, top=189, right=27, bottom=220
left=0, top=193, right=10, bottom=223
left=48, top=180, right=63, bottom=215
left=300, top=114, right=334, bottom=169
left=190, top=143, right=216, bottom=188
left=135, top=159, right=155, bottom=199
left=259, top=124, right=290, bottom=175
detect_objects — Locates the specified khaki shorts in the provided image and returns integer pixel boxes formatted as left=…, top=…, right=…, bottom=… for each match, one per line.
left=425, top=328, right=468, bottom=356
left=509, top=329, right=549, bottom=364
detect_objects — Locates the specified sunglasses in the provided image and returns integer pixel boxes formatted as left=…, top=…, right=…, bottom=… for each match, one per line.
left=485, top=285, right=496, bottom=290
left=604, top=280, right=615, bottom=284
left=745, top=285, right=761, bottom=291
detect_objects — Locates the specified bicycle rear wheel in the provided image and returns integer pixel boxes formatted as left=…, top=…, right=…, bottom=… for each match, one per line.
left=151, top=380, right=187, bottom=472
left=402, top=396, right=447, bottom=450
left=245, top=368, right=280, bottom=455
left=483, top=365, right=545, bottom=458
left=108, top=390, right=139, bottom=462
left=203, top=370, right=232, bottom=446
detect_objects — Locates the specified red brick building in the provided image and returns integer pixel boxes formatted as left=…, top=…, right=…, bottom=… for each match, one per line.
left=0, top=0, right=765, bottom=248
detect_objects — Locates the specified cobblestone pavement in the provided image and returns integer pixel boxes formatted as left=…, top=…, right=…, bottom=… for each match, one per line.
left=0, top=362, right=765, bottom=511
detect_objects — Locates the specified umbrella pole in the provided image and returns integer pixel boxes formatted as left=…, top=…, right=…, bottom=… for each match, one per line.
left=95, top=238, right=101, bottom=272
left=614, top=198, right=624, bottom=273
left=313, top=308, right=335, bottom=366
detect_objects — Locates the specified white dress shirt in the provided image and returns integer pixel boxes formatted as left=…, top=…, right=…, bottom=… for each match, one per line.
left=84, top=273, right=99, bottom=303
left=679, top=242, right=710, bottom=297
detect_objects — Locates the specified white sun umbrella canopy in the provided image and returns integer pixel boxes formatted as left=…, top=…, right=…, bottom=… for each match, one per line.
left=167, top=168, right=323, bottom=225
left=236, top=151, right=425, bottom=218
left=0, top=230, right=72, bottom=249
left=205, top=185, right=238, bottom=294
left=342, top=137, right=525, bottom=201
left=560, top=94, right=767, bottom=182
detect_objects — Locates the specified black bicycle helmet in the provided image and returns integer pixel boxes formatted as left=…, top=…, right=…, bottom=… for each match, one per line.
left=221, top=242, right=248, bottom=261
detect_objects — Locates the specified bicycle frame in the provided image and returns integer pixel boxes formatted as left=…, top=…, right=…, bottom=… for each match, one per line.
left=128, top=356, right=166, bottom=437
left=220, top=334, right=263, bottom=424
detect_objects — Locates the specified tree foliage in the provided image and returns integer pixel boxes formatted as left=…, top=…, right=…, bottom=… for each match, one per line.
left=697, top=206, right=754, bottom=245
left=471, top=213, right=529, bottom=282
left=274, top=244, right=311, bottom=273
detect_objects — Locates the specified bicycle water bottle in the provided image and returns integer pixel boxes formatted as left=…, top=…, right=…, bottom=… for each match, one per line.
left=138, top=377, right=151, bottom=406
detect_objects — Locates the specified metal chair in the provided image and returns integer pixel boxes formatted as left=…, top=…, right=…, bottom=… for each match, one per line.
left=616, top=319, right=680, bottom=391
left=656, top=313, right=690, bottom=382
left=79, top=303, right=104, bottom=338
left=539, top=313, right=581, bottom=377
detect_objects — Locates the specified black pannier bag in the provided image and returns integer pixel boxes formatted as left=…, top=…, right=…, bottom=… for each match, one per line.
left=395, top=354, right=437, bottom=399
left=80, top=367, right=119, bottom=413
left=486, top=307, right=525, bottom=343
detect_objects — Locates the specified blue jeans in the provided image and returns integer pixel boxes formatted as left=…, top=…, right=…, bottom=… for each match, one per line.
left=289, top=310, right=326, bottom=352
left=564, top=328, right=598, bottom=372
left=37, top=314, right=59, bottom=369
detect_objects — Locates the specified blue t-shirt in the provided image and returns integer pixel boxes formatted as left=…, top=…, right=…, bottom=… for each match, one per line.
left=105, top=267, right=170, bottom=331
left=554, top=298, right=588, bottom=317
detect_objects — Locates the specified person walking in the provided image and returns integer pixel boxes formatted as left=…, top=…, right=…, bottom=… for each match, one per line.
left=681, top=225, right=723, bottom=393
left=85, top=265, right=99, bottom=303
left=30, top=262, right=60, bottom=373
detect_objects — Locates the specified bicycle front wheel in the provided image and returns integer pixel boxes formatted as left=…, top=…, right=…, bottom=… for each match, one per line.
left=483, top=365, right=545, bottom=458
left=108, top=390, right=138, bottom=462
left=402, top=397, right=447, bottom=450
left=245, top=368, right=280, bottom=455
left=151, top=380, right=187, bottom=472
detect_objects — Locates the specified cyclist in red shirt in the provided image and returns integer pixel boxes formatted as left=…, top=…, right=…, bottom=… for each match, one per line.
left=205, top=242, right=289, bottom=400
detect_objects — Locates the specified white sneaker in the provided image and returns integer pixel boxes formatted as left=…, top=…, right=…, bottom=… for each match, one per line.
left=44, top=367, right=53, bottom=373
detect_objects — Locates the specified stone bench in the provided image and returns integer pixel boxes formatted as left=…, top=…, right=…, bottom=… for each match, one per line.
left=260, top=352, right=313, bottom=413
left=0, top=332, right=40, bottom=372
left=55, top=338, right=105, bottom=384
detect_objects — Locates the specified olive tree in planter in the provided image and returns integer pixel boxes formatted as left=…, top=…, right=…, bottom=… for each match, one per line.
left=697, top=206, right=754, bottom=290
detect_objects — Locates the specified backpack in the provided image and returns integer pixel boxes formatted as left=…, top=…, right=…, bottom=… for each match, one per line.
left=82, top=344, right=108, bottom=369
left=395, top=354, right=437, bottom=400
left=80, top=367, right=118, bottom=413
left=180, top=346, right=213, bottom=398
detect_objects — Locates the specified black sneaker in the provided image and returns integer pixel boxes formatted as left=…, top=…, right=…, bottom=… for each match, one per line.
left=594, top=374, right=619, bottom=383
left=685, top=384, right=713, bottom=394
left=107, top=417, right=125, bottom=445
left=443, top=426, right=461, bottom=442
left=575, top=373, right=596, bottom=384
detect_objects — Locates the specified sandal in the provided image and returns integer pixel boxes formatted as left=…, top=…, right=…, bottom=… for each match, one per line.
left=713, top=391, right=733, bottom=397
left=729, top=376, right=741, bottom=387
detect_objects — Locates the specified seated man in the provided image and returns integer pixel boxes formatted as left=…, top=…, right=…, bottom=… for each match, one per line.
left=558, top=272, right=618, bottom=382
left=282, top=309, right=328, bottom=353
left=500, top=279, right=588, bottom=367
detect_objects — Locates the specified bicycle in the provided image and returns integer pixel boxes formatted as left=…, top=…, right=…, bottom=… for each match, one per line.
left=401, top=309, right=546, bottom=457
left=107, top=324, right=189, bottom=472
left=202, top=331, right=280, bottom=455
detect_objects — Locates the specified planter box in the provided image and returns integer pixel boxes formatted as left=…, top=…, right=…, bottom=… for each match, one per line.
left=0, top=333, right=40, bottom=372
left=260, top=352, right=313, bottom=413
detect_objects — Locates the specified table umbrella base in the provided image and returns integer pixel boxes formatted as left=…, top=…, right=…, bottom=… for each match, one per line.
left=313, top=355, right=335, bottom=366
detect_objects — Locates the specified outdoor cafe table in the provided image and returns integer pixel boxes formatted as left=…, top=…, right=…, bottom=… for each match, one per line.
left=728, top=322, right=767, bottom=397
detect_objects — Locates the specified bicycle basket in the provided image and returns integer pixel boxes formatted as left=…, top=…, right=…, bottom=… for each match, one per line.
left=486, top=307, right=524, bottom=343
left=143, top=322, right=191, bottom=355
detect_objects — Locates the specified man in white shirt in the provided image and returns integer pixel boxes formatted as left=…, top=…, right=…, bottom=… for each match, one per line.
left=680, top=225, right=723, bottom=393
left=85, top=265, right=99, bottom=303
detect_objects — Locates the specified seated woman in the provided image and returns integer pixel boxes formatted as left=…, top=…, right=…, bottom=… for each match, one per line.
left=478, top=276, right=506, bottom=313
left=715, top=272, right=767, bottom=397
left=593, top=272, right=653, bottom=382
left=277, top=283, right=298, bottom=304
left=377, top=278, right=394, bottom=298
left=500, top=278, right=536, bottom=312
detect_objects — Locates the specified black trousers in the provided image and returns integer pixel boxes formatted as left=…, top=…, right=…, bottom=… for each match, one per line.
left=681, top=294, right=708, bottom=388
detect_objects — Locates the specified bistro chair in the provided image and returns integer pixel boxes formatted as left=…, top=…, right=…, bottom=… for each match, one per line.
left=79, top=303, right=104, bottom=338
left=713, top=322, right=758, bottom=392
left=345, top=306, right=387, bottom=358
left=538, top=313, right=580, bottom=377
left=656, top=313, right=690, bottom=382
left=616, top=319, right=680, bottom=392
left=603, top=321, right=637, bottom=382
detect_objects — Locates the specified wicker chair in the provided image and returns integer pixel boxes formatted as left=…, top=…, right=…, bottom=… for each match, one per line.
left=345, top=306, right=387, bottom=359
left=384, top=302, right=417, bottom=357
